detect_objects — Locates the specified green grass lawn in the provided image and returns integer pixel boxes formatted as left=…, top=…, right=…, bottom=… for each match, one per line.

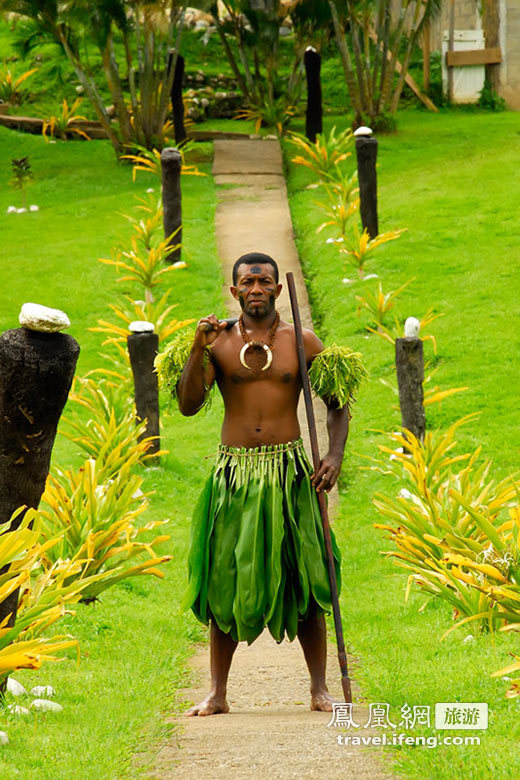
left=0, top=127, right=226, bottom=779
left=284, top=108, right=520, bottom=779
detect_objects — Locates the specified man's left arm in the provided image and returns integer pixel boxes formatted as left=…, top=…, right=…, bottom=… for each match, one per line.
left=303, top=330, right=350, bottom=493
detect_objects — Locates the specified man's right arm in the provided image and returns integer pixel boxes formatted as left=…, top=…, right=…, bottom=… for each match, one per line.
left=177, top=314, right=225, bottom=416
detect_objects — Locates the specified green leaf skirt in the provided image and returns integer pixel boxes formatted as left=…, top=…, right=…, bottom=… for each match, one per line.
left=181, top=439, right=341, bottom=644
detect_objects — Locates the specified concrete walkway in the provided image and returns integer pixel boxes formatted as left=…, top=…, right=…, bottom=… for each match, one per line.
left=152, top=139, right=394, bottom=780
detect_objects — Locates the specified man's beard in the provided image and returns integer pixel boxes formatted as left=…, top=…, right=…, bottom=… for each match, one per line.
left=240, top=295, right=276, bottom=318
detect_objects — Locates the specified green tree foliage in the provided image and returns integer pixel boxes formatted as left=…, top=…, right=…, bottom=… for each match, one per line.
left=328, top=0, right=443, bottom=125
left=1, top=0, right=187, bottom=153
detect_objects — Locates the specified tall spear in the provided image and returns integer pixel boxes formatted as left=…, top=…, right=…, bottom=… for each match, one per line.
left=286, top=271, right=352, bottom=704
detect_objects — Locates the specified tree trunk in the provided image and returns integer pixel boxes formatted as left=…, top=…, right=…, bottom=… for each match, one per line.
left=328, top=0, right=364, bottom=120
left=214, top=20, right=251, bottom=101
left=423, top=20, right=431, bottom=91
left=57, top=30, right=122, bottom=153
left=101, top=36, right=133, bottom=145
left=390, top=1, right=425, bottom=113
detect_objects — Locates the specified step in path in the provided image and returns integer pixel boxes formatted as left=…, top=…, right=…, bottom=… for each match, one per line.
left=152, top=139, right=395, bottom=780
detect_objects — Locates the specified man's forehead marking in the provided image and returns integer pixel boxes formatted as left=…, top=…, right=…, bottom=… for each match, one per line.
left=237, top=262, right=275, bottom=278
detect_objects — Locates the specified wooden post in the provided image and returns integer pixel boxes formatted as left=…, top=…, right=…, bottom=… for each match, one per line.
left=304, top=46, right=323, bottom=143
left=483, top=0, right=501, bottom=92
left=160, top=147, right=182, bottom=265
left=0, top=305, right=79, bottom=659
left=448, top=0, right=455, bottom=103
left=127, top=322, right=160, bottom=457
left=423, top=20, right=431, bottom=91
left=395, top=318, right=425, bottom=443
left=354, top=127, right=378, bottom=239
left=170, top=52, right=187, bottom=145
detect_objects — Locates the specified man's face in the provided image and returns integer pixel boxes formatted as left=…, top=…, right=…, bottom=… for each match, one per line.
left=231, top=263, right=282, bottom=318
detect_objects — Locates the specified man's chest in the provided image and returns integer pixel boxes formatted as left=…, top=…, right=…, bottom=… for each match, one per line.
left=212, top=335, right=300, bottom=387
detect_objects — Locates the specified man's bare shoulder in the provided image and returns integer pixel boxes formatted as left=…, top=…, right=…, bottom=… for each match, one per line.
left=277, top=320, right=324, bottom=362
left=302, top=327, right=324, bottom=361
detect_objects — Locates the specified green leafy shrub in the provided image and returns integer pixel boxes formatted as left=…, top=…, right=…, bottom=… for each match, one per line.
left=371, top=416, right=520, bottom=642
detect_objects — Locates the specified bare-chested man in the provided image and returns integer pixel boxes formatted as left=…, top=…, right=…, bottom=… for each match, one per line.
left=177, top=252, right=349, bottom=716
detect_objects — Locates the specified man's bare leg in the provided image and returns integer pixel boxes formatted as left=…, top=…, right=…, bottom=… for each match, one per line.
left=298, top=612, right=334, bottom=712
left=186, top=621, right=238, bottom=716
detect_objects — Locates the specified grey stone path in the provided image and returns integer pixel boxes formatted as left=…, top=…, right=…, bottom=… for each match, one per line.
left=152, top=139, right=395, bottom=780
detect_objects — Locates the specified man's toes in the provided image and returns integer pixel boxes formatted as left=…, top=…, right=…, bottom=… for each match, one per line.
left=185, top=699, right=229, bottom=717
left=311, top=692, right=334, bottom=712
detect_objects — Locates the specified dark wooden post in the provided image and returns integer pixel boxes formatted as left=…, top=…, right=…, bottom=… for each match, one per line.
left=127, top=322, right=160, bottom=457
left=395, top=318, right=425, bottom=443
left=170, top=53, right=187, bottom=145
left=0, top=305, right=79, bottom=647
left=483, top=0, right=501, bottom=92
left=304, top=46, right=322, bottom=143
left=354, top=126, right=378, bottom=239
left=160, top=147, right=182, bottom=265
left=448, top=0, right=455, bottom=103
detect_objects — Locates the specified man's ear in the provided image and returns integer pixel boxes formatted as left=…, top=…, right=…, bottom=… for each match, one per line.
left=274, top=283, right=282, bottom=299
left=230, top=285, right=239, bottom=301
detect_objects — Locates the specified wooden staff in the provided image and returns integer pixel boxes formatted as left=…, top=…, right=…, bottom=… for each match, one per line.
left=286, top=271, right=352, bottom=704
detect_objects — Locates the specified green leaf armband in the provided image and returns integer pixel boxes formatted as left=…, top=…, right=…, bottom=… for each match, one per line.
left=308, top=344, right=368, bottom=409
left=154, top=328, right=213, bottom=410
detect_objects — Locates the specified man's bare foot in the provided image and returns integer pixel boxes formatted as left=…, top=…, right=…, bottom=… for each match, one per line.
left=310, top=689, right=334, bottom=712
left=186, top=694, right=230, bottom=717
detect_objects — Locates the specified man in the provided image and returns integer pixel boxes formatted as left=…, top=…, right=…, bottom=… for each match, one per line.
left=177, top=252, right=349, bottom=717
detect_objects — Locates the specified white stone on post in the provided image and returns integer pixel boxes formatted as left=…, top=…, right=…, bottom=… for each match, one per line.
left=404, top=316, right=421, bottom=337
left=353, top=126, right=373, bottom=137
left=19, top=303, right=71, bottom=333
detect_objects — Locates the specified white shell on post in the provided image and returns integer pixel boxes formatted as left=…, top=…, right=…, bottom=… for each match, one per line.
left=404, top=316, right=421, bottom=338
left=19, top=303, right=70, bottom=333
left=128, top=320, right=155, bottom=333
left=354, top=126, right=373, bottom=137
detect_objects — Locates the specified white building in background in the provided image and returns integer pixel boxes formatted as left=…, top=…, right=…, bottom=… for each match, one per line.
left=430, top=0, right=520, bottom=108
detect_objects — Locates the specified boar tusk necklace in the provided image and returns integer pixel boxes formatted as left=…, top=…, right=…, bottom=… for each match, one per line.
left=238, top=311, right=280, bottom=371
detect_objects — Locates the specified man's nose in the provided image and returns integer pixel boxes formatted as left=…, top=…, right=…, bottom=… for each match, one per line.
left=250, top=280, right=263, bottom=294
